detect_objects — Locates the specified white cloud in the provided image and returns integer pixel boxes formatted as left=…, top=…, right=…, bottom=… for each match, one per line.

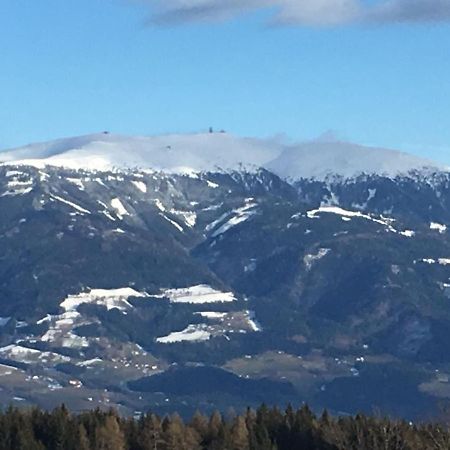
left=367, top=0, right=450, bottom=23
left=275, top=0, right=361, bottom=26
left=138, top=0, right=450, bottom=26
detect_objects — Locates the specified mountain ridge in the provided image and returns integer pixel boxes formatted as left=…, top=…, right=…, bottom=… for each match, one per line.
left=1, top=140, right=450, bottom=418
left=1, top=132, right=446, bottom=181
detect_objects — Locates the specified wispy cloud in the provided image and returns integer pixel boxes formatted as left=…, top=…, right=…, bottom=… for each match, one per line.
left=366, top=0, right=450, bottom=24
left=137, top=0, right=450, bottom=26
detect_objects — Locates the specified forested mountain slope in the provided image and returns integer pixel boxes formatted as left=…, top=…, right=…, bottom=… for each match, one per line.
left=0, top=134, right=449, bottom=419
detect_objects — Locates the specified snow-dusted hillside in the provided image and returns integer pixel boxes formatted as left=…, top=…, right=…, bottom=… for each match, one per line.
left=0, top=132, right=280, bottom=174
left=1, top=154, right=450, bottom=417
left=0, top=132, right=446, bottom=180
left=265, top=140, right=445, bottom=180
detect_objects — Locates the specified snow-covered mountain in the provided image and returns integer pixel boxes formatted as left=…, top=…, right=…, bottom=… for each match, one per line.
left=0, top=133, right=280, bottom=174
left=0, top=132, right=446, bottom=180
left=266, top=140, right=446, bottom=180
left=1, top=132, right=450, bottom=419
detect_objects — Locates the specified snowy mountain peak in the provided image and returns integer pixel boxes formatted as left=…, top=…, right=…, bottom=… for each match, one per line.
left=266, top=140, right=447, bottom=181
left=0, top=132, right=446, bottom=180
left=0, top=132, right=280, bottom=174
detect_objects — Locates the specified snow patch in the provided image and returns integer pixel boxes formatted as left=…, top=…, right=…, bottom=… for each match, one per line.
left=97, top=200, right=116, bottom=221
left=211, top=199, right=257, bottom=237
left=430, top=222, right=447, bottom=234
left=196, top=312, right=227, bottom=320
left=170, top=210, right=197, bottom=228
left=307, top=206, right=396, bottom=232
left=66, top=178, right=85, bottom=190
left=245, top=310, right=262, bottom=332
left=304, top=248, right=331, bottom=270
left=154, top=199, right=166, bottom=212
left=156, top=325, right=211, bottom=344
left=77, top=358, right=103, bottom=367
left=5, top=170, right=25, bottom=177
left=2, top=186, right=33, bottom=197
left=50, top=194, right=91, bottom=215
left=132, top=180, right=147, bottom=193
left=160, top=285, right=236, bottom=304
left=160, top=214, right=184, bottom=232
left=110, top=198, right=129, bottom=219
left=0, top=345, right=69, bottom=364
left=61, top=287, right=149, bottom=313
left=420, top=258, right=450, bottom=266
left=206, top=180, right=219, bottom=188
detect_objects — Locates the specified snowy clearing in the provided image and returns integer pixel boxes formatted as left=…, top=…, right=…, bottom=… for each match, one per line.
left=66, top=178, right=85, bottom=190
left=206, top=180, right=219, bottom=188
left=131, top=180, right=147, bottom=193
left=110, top=198, right=129, bottom=219
left=211, top=199, right=257, bottom=237
left=61, top=287, right=149, bottom=313
left=170, top=210, right=197, bottom=228
left=196, top=312, right=228, bottom=320
left=160, top=285, right=236, bottom=304
left=0, top=345, right=69, bottom=364
left=430, top=222, right=447, bottom=234
left=306, top=206, right=400, bottom=232
left=156, top=325, right=211, bottom=344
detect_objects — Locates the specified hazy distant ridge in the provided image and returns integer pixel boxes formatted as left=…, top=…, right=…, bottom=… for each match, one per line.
left=0, top=132, right=445, bottom=180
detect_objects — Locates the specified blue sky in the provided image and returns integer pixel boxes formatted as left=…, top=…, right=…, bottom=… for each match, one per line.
left=1, top=0, right=450, bottom=163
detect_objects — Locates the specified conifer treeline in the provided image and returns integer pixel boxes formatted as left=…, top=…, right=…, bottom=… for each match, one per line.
left=0, top=404, right=448, bottom=450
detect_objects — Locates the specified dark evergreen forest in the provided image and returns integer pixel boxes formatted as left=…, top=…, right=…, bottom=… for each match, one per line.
left=0, top=404, right=448, bottom=450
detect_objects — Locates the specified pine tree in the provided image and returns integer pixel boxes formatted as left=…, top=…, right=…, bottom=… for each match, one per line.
left=190, top=411, right=209, bottom=443
left=9, top=414, right=44, bottom=450
left=137, top=413, right=165, bottom=450
left=230, top=416, right=250, bottom=450
left=45, top=405, right=72, bottom=450
left=78, top=424, right=91, bottom=450
left=95, top=415, right=126, bottom=450
left=208, top=411, right=223, bottom=441
left=163, top=412, right=201, bottom=449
